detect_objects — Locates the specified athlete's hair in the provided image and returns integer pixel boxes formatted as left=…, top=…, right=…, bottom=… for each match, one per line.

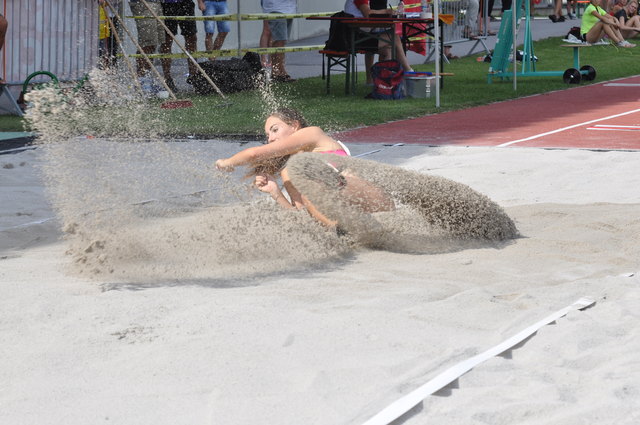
left=248, top=109, right=309, bottom=177
left=268, top=108, right=309, bottom=129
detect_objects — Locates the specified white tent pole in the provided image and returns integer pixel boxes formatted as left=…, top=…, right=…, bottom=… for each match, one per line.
left=434, top=0, right=440, bottom=108
left=512, top=0, right=517, bottom=90
left=236, top=0, right=241, bottom=56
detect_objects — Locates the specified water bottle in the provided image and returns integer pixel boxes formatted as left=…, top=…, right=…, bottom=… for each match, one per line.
left=397, top=0, right=405, bottom=18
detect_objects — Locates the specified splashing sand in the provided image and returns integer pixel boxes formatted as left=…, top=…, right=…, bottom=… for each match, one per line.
left=24, top=69, right=517, bottom=283
left=287, top=153, right=519, bottom=249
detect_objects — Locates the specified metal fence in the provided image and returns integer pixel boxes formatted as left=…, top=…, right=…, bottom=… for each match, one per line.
left=1, top=0, right=98, bottom=86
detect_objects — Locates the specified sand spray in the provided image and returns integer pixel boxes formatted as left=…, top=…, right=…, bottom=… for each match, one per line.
left=24, top=68, right=517, bottom=283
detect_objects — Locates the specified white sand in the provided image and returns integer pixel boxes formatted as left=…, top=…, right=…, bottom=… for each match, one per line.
left=1, top=142, right=640, bottom=425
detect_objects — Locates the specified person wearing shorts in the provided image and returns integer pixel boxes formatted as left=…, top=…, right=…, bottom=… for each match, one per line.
left=261, top=0, right=297, bottom=82
left=580, top=0, right=635, bottom=47
left=203, top=0, right=231, bottom=60
left=160, top=0, right=202, bottom=90
left=129, top=1, right=165, bottom=77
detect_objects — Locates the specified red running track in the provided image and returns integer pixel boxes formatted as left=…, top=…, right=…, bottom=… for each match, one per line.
left=337, top=76, right=640, bottom=150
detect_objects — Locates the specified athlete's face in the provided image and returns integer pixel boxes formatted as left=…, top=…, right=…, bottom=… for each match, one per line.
left=265, top=116, right=299, bottom=144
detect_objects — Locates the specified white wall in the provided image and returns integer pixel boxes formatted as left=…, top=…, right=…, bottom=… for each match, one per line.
left=1, top=0, right=98, bottom=85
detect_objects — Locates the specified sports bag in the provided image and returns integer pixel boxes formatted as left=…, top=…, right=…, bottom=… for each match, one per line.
left=366, top=60, right=405, bottom=100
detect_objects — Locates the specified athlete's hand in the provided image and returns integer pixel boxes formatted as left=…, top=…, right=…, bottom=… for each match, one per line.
left=215, top=159, right=234, bottom=172
left=254, top=174, right=279, bottom=194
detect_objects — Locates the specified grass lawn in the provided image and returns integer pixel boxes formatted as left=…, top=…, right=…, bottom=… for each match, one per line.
left=11, top=37, right=640, bottom=137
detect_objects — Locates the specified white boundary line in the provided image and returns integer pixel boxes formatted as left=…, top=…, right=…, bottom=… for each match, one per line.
left=361, top=297, right=596, bottom=425
left=592, top=124, right=640, bottom=128
left=354, top=143, right=405, bottom=158
left=587, top=128, right=640, bottom=132
left=497, top=108, right=640, bottom=147
left=0, top=146, right=37, bottom=154
left=603, top=83, right=640, bottom=87
left=0, top=217, right=54, bottom=231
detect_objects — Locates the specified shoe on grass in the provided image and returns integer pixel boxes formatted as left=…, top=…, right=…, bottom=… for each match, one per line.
left=618, top=40, right=636, bottom=48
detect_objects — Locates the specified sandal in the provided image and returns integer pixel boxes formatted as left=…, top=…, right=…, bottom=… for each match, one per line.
left=463, top=31, right=479, bottom=39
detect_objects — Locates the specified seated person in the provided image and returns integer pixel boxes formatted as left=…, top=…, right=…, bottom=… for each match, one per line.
left=581, top=0, right=635, bottom=47
left=615, top=0, right=640, bottom=38
left=343, top=0, right=414, bottom=77
left=611, top=0, right=628, bottom=16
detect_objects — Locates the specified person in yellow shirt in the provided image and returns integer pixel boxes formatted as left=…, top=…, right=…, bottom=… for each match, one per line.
left=98, top=2, right=114, bottom=68
left=580, top=0, right=635, bottom=46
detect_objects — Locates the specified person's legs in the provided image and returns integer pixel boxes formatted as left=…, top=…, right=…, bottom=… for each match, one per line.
left=137, top=45, right=156, bottom=76
left=213, top=1, right=231, bottom=52
left=160, top=2, right=179, bottom=83
left=479, top=0, right=497, bottom=34
left=160, top=33, right=174, bottom=81
left=205, top=32, right=214, bottom=52
left=260, top=21, right=272, bottom=67
left=627, top=14, right=640, bottom=30
left=213, top=32, right=228, bottom=51
left=203, top=0, right=216, bottom=56
left=176, top=1, right=198, bottom=78
left=376, top=35, right=392, bottom=60
left=271, top=40, right=286, bottom=77
left=268, top=18, right=295, bottom=81
left=377, top=32, right=413, bottom=72
left=585, top=22, right=607, bottom=43
left=610, top=25, right=635, bottom=45
left=365, top=53, right=375, bottom=84
left=620, top=28, right=636, bottom=39
left=393, top=33, right=413, bottom=71
left=0, top=14, right=7, bottom=53
left=130, top=2, right=162, bottom=76
left=184, top=34, right=198, bottom=75
left=464, top=0, right=480, bottom=37
left=108, top=15, right=120, bottom=66
left=586, top=21, right=628, bottom=44
left=549, top=0, right=565, bottom=22
left=340, top=173, right=395, bottom=213
left=282, top=167, right=394, bottom=228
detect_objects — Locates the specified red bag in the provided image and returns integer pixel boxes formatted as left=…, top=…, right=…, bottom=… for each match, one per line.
left=366, top=60, right=405, bottom=100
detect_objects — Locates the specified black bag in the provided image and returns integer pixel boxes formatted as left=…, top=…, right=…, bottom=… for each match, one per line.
left=190, top=52, right=263, bottom=95
left=567, top=26, right=581, bottom=39
left=324, top=11, right=354, bottom=52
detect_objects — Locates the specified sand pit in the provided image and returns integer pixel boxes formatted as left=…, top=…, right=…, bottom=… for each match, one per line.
left=2, top=135, right=639, bottom=424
